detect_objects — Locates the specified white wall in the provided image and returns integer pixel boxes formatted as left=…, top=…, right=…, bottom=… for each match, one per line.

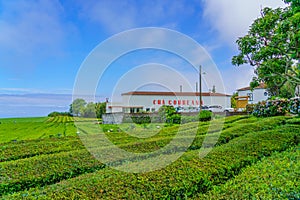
left=238, top=88, right=269, bottom=104
left=106, top=103, right=123, bottom=113
left=122, top=94, right=231, bottom=112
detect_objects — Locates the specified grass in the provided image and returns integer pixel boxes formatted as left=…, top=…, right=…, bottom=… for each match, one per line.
left=0, top=116, right=77, bottom=143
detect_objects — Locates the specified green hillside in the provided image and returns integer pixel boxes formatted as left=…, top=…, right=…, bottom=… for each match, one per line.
left=0, top=116, right=299, bottom=199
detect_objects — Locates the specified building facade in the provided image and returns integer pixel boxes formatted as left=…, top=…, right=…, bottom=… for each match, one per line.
left=237, top=83, right=269, bottom=104
left=106, top=91, right=231, bottom=113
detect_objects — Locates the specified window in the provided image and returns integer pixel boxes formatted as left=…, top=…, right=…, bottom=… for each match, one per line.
left=247, top=93, right=253, bottom=101
left=146, top=108, right=150, bottom=112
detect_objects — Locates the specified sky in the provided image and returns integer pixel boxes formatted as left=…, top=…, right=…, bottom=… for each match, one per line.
left=0, top=0, right=287, bottom=118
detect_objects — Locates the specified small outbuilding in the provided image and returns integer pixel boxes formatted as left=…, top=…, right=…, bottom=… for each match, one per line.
left=237, top=83, right=269, bottom=104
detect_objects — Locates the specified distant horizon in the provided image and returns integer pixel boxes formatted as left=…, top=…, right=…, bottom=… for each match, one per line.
left=0, top=87, right=237, bottom=118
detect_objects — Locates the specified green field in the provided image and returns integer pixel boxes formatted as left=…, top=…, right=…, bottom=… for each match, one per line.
left=0, top=115, right=299, bottom=199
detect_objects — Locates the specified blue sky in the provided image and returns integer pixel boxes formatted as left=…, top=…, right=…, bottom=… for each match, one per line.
left=0, top=0, right=286, bottom=117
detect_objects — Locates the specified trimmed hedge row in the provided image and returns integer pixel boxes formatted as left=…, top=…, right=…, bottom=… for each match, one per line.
left=199, top=145, right=300, bottom=199
left=4, top=122, right=299, bottom=199
left=79, top=116, right=285, bottom=156
left=104, top=116, right=261, bottom=147
left=0, top=150, right=105, bottom=195
left=0, top=117, right=242, bottom=195
left=1, top=116, right=283, bottom=164
left=85, top=116, right=288, bottom=168
left=0, top=137, right=84, bottom=162
left=0, top=116, right=283, bottom=196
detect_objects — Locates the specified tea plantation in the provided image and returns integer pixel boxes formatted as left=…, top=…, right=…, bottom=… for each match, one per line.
left=0, top=115, right=299, bottom=199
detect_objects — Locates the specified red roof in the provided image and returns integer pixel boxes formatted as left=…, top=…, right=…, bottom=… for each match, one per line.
left=237, top=83, right=266, bottom=91
left=122, top=91, right=231, bottom=97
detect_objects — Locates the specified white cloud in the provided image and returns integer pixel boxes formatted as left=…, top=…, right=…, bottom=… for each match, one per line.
left=0, top=0, right=66, bottom=54
left=201, top=0, right=286, bottom=46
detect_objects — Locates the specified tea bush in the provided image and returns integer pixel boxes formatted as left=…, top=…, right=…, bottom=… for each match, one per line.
left=199, top=145, right=300, bottom=199
left=4, top=119, right=299, bottom=199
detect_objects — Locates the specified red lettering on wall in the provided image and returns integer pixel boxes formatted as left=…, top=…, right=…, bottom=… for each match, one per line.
left=153, top=99, right=202, bottom=106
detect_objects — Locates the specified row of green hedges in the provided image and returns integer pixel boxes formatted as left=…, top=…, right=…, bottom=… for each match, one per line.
left=0, top=137, right=83, bottom=162
left=4, top=120, right=299, bottom=199
left=0, top=116, right=282, bottom=196
left=100, top=117, right=285, bottom=163
left=0, top=150, right=105, bottom=195
left=199, top=145, right=300, bottom=199
left=250, top=97, right=300, bottom=117
left=1, top=116, right=284, bottom=165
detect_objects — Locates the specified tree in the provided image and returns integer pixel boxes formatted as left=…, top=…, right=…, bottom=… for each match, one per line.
left=158, top=105, right=180, bottom=124
left=81, top=102, right=96, bottom=118
left=231, top=92, right=238, bottom=108
left=232, top=0, right=299, bottom=98
left=95, top=102, right=107, bottom=119
left=70, top=99, right=87, bottom=116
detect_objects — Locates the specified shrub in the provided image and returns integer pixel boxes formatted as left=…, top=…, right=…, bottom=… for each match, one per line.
left=48, top=112, right=72, bottom=117
left=158, top=105, right=181, bottom=124
left=0, top=150, right=105, bottom=195
left=168, top=113, right=181, bottom=124
left=199, top=145, right=300, bottom=199
left=0, top=137, right=83, bottom=162
left=251, top=98, right=300, bottom=117
left=130, top=115, right=151, bottom=124
left=246, top=104, right=255, bottom=113
left=288, top=97, right=300, bottom=115
left=5, top=122, right=299, bottom=199
left=199, top=110, right=212, bottom=121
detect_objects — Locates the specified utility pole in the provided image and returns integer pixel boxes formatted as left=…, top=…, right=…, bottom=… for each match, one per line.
left=199, top=65, right=202, bottom=112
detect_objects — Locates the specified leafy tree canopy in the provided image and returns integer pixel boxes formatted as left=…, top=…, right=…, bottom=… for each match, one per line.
left=232, top=0, right=299, bottom=98
left=69, top=99, right=107, bottom=118
left=95, top=102, right=107, bottom=119
left=81, top=102, right=97, bottom=118
left=70, top=99, right=87, bottom=116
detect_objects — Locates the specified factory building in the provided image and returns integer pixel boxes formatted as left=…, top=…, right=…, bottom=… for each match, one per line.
left=106, top=91, right=231, bottom=113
